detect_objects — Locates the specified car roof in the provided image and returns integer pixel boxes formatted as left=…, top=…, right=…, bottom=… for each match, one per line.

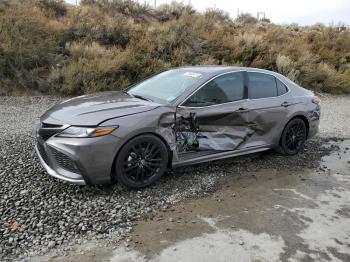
left=176, top=66, right=279, bottom=76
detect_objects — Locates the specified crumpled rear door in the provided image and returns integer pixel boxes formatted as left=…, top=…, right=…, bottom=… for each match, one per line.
left=243, top=72, right=290, bottom=147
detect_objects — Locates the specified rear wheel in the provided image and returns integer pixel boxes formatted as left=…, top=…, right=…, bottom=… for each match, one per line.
left=279, top=118, right=307, bottom=155
left=115, top=134, right=168, bottom=188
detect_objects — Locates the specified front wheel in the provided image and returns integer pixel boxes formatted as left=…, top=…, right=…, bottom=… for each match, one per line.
left=115, top=134, right=168, bottom=188
left=279, top=118, right=307, bottom=155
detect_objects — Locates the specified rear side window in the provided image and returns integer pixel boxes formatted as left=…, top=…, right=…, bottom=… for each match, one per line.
left=247, top=72, right=277, bottom=99
left=184, top=72, right=244, bottom=107
left=276, top=78, right=288, bottom=96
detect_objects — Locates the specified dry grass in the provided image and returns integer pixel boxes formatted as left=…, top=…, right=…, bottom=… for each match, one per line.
left=0, top=0, right=349, bottom=95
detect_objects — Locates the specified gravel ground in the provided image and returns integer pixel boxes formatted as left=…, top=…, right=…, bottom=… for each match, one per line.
left=0, top=95, right=348, bottom=261
left=317, top=93, right=350, bottom=138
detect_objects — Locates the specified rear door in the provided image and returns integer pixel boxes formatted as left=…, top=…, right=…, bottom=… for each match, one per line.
left=175, top=71, right=253, bottom=152
left=243, top=71, right=290, bottom=147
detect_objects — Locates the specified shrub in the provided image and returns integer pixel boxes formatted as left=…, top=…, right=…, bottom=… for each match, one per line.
left=81, top=0, right=153, bottom=23
left=56, top=39, right=166, bottom=94
left=65, top=5, right=138, bottom=47
left=37, top=0, right=67, bottom=18
left=0, top=1, right=62, bottom=91
left=156, top=1, right=195, bottom=22
left=314, top=63, right=350, bottom=93
left=276, top=55, right=299, bottom=81
left=204, top=8, right=233, bottom=25
left=234, top=13, right=258, bottom=26
left=1, top=0, right=350, bottom=95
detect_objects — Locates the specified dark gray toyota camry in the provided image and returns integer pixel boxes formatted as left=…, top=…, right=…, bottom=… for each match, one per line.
left=36, top=66, right=320, bottom=188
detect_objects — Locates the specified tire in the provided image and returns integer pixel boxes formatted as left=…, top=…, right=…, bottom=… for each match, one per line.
left=115, top=134, right=168, bottom=188
left=279, top=118, right=307, bottom=155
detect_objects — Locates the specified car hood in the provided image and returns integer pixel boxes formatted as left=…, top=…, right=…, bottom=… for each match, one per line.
left=41, top=91, right=160, bottom=126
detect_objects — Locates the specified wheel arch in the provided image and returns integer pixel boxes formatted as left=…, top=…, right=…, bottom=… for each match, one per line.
left=110, top=132, right=173, bottom=183
left=280, top=114, right=310, bottom=145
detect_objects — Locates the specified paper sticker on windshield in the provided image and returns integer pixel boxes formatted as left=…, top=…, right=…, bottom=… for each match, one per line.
left=183, top=72, right=202, bottom=78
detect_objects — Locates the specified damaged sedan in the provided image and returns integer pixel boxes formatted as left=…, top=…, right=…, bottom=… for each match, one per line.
left=35, top=66, right=320, bottom=188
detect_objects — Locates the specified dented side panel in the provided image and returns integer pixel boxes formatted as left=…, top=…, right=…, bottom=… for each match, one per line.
left=243, top=98, right=289, bottom=147
left=175, top=100, right=254, bottom=152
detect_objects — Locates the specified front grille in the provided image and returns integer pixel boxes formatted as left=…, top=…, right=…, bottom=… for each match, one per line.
left=37, top=142, right=50, bottom=165
left=50, top=147, right=80, bottom=174
left=38, top=122, right=65, bottom=141
left=42, top=123, right=63, bottom=128
left=39, top=129, right=61, bottom=141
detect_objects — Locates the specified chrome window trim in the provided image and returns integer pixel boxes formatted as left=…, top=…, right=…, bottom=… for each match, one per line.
left=179, top=69, right=291, bottom=109
left=178, top=100, right=247, bottom=109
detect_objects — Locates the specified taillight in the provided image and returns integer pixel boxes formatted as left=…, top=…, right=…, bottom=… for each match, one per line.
left=312, top=97, right=321, bottom=105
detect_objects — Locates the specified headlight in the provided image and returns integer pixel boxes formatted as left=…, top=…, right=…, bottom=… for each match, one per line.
left=57, top=126, right=118, bottom=138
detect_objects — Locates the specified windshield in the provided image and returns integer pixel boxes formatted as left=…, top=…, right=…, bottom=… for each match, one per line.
left=128, top=69, right=204, bottom=103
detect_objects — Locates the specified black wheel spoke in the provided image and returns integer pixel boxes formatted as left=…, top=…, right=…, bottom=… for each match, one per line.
left=145, top=142, right=153, bottom=155
left=135, top=167, right=141, bottom=180
left=150, top=148, right=160, bottom=158
left=285, top=139, right=292, bottom=146
left=147, top=158, right=162, bottom=162
left=125, top=165, right=138, bottom=173
left=121, top=139, right=165, bottom=185
left=132, top=145, right=142, bottom=157
left=283, top=121, right=306, bottom=153
left=296, top=134, right=304, bottom=139
left=140, top=168, right=145, bottom=181
left=126, top=159, right=138, bottom=165
left=147, top=162, right=162, bottom=168
left=142, top=164, right=151, bottom=172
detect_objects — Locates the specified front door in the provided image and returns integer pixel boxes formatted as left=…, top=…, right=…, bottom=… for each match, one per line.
left=175, top=71, right=254, bottom=153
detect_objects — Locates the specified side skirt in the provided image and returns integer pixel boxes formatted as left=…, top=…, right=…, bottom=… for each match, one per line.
left=172, top=145, right=273, bottom=168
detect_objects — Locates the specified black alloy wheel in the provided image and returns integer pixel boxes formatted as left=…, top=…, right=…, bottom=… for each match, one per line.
left=280, top=118, right=307, bottom=155
left=115, top=134, right=168, bottom=188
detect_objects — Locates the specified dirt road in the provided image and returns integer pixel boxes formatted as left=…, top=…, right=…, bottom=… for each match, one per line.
left=35, top=139, right=350, bottom=262
left=116, top=140, right=350, bottom=261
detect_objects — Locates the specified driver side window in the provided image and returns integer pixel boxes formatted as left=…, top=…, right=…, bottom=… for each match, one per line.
left=183, top=72, right=245, bottom=107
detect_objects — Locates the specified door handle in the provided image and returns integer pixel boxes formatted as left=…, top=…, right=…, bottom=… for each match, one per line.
left=236, top=107, right=250, bottom=113
left=281, top=101, right=291, bottom=107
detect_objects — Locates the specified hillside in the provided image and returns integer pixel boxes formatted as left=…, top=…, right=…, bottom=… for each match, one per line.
left=0, top=0, right=350, bottom=95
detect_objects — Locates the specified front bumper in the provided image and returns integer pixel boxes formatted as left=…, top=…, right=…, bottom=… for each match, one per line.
left=35, top=135, right=124, bottom=185
left=35, top=144, right=86, bottom=185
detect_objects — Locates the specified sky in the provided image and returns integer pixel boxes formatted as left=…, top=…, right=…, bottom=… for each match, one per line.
left=65, top=0, right=350, bottom=26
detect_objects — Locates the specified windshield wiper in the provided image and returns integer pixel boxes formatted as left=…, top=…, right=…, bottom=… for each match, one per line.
left=132, top=94, right=153, bottom=102
left=123, top=90, right=154, bottom=102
